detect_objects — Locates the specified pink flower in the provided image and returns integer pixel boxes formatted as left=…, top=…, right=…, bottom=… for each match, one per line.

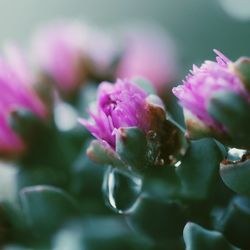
left=0, top=46, right=47, bottom=156
left=84, top=28, right=120, bottom=78
left=31, top=21, right=87, bottom=94
left=116, top=27, right=177, bottom=93
left=79, top=79, right=151, bottom=149
left=173, top=50, right=249, bottom=136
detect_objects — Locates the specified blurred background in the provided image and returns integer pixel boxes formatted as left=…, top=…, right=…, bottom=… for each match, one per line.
left=0, top=1, right=249, bottom=249
left=0, top=0, right=249, bottom=76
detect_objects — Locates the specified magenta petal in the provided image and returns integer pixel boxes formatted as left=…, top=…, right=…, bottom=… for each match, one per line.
left=0, top=47, right=47, bottom=155
left=79, top=79, right=150, bottom=149
left=32, top=21, right=87, bottom=92
left=172, top=50, right=249, bottom=132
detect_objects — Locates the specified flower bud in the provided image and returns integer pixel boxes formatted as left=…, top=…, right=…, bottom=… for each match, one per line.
left=173, top=50, right=250, bottom=147
left=0, top=46, right=47, bottom=157
left=80, top=79, right=151, bottom=149
left=116, top=26, right=177, bottom=94
left=80, top=79, right=186, bottom=168
left=84, top=28, right=120, bottom=80
left=31, top=21, right=87, bottom=98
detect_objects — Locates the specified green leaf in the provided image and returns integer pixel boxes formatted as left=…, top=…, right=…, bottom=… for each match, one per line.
left=19, top=126, right=76, bottom=170
left=176, top=139, right=223, bottom=200
left=183, top=222, right=239, bottom=250
left=52, top=217, right=152, bottom=250
left=0, top=162, right=19, bottom=204
left=218, top=196, right=250, bottom=249
left=0, top=163, right=27, bottom=232
left=127, top=195, right=187, bottom=240
left=86, top=140, right=125, bottom=168
left=20, top=185, right=78, bottom=237
left=208, top=91, right=250, bottom=148
left=116, top=127, right=147, bottom=170
left=2, top=245, right=47, bottom=250
left=220, top=158, right=250, bottom=196
left=3, top=246, right=32, bottom=250
left=234, top=57, right=250, bottom=92
left=142, top=166, right=181, bottom=201
left=8, top=109, right=42, bottom=140
left=17, top=165, right=69, bottom=190
left=70, top=147, right=111, bottom=215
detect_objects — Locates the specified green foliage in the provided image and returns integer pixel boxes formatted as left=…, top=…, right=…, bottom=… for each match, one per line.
left=127, top=195, right=187, bottom=240
left=234, top=57, right=250, bottom=92
left=217, top=196, right=250, bottom=249
left=220, top=158, right=250, bottom=196
left=176, top=138, right=224, bottom=200
left=2, top=56, right=250, bottom=250
left=208, top=91, right=250, bottom=148
left=86, top=140, right=125, bottom=168
left=183, top=222, right=239, bottom=250
left=116, top=127, right=148, bottom=170
left=52, top=217, right=152, bottom=250
left=20, top=185, right=78, bottom=238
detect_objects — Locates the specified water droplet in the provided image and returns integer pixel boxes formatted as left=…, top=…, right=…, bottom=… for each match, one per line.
left=174, top=161, right=181, bottom=168
left=227, top=148, right=247, bottom=163
left=154, top=155, right=165, bottom=167
left=102, top=167, right=142, bottom=214
left=147, top=131, right=157, bottom=140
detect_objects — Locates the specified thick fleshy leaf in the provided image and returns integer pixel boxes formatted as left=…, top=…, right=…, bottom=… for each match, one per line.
left=0, top=162, right=19, bottom=204
left=19, top=185, right=78, bottom=237
left=116, top=127, right=147, bottom=170
left=0, top=162, right=28, bottom=233
left=218, top=196, right=250, bottom=249
left=3, top=244, right=49, bottom=250
left=52, top=217, right=152, bottom=250
left=142, top=165, right=181, bottom=201
left=17, top=165, right=69, bottom=190
left=9, top=109, right=44, bottom=141
left=234, top=57, right=250, bottom=92
left=183, top=222, right=238, bottom=250
left=19, top=126, right=76, bottom=170
left=208, top=91, right=250, bottom=148
left=86, top=140, right=125, bottom=168
left=71, top=145, right=110, bottom=215
left=176, top=139, right=223, bottom=200
left=3, top=245, right=33, bottom=250
left=220, top=157, right=250, bottom=196
left=127, top=195, right=187, bottom=240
